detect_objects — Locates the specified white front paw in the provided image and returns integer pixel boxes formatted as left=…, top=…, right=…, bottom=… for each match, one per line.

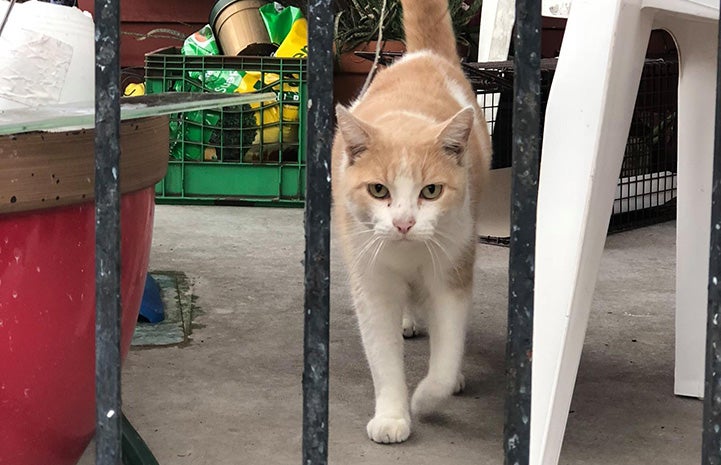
left=366, top=415, right=411, bottom=444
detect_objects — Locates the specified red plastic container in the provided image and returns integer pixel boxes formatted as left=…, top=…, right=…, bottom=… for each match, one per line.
left=0, top=188, right=155, bottom=465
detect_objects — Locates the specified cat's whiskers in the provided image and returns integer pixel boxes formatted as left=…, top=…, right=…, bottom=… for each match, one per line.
left=368, top=238, right=387, bottom=272
left=352, top=221, right=377, bottom=230
left=350, top=235, right=381, bottom=271
left=347, top=219, right=375, bottom=229
left=352, top=234, right=392, bottom=274
left=428, top=236, right=463, bottom=282
left=423, top=240, right=439, bottom=282
left=432, top=228, right=468, bottom=254
left=432, top=226, right=461, bottom=242
left=352, top=236, right=388, bottom=276
left=345, top=220, right=383, bottom=238
left=345, top=228, right=375, bottom=238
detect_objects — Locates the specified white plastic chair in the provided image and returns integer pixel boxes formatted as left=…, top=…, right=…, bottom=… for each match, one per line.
left=533, top=1, right=718, bottom=464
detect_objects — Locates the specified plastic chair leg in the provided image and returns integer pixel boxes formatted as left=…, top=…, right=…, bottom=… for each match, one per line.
left=531, top=1, right=653, bottom=464
left=663, top=18, right=718, bottom=398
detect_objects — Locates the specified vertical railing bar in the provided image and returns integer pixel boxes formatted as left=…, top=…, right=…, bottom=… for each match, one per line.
left=94, top=0, right=123, bottom=463
left=701, top=6, right=721, bottom=464
left=504, top=0, right=541, bottom=464
left=302, top=0, right=333, bottom=463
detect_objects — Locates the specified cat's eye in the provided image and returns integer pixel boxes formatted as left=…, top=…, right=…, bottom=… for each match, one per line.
left=420, top=184, right=442, bottom=200
left=368, top=183, right=390, bottom=199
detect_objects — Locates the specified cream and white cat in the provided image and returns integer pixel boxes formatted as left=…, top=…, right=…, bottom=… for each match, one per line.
left=331, top=0, right=491, bottom=444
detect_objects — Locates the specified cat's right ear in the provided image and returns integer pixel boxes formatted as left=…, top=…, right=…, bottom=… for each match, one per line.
left=336, top=105, right=373, bottom=164
left=436, top=107, right=474, bottom=162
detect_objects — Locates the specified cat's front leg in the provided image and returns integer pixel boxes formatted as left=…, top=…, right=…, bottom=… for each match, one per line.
left=352, top=274, right=411, bottom=443
left=411, top=284, right=471, bottom=417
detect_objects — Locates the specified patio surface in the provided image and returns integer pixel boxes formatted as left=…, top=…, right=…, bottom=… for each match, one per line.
left=80, top=206, right=700, bottom=465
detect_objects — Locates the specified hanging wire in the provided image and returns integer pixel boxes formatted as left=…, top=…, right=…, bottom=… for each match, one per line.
left=359, top=0, right=387, bottom=96
left=0, top=0, right=17, bottom=39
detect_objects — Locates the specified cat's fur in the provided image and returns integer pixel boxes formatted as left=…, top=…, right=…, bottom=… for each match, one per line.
left=331, top=0, right=491, bottom=444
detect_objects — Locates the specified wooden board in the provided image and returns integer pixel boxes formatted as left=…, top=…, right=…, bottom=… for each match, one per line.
left=0, top=116, right=169, bottom=215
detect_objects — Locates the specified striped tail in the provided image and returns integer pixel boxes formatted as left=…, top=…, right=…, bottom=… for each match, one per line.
left=399, top=0, right=458, bottom=60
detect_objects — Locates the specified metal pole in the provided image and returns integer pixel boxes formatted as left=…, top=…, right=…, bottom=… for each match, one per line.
left=94, top=0, right=122, bottom=462
left=504, top=0, right=541, bottom=464
left=302, top=0, right=333, bottom=463
left=701, top=8, right=721, bottom=464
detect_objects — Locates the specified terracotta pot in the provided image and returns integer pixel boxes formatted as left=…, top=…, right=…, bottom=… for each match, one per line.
left=334, top=40, right=406, bottom=106
left=0, top=117, right=169, bottom=465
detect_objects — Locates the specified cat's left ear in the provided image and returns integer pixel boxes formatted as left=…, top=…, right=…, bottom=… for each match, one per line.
left=436, top=107, right=475, bottom=161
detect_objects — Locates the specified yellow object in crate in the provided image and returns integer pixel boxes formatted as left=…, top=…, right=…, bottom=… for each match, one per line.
left=236, top=72, right=300, bottom=146
left=234, top=18, right=307, bottom=160
left=123, top=82, right=146, bottom=97
left=275, top=17, right=308, bottom=59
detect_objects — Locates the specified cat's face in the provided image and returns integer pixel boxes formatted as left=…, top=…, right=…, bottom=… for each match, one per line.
left=336, top=106, right=474, bottom=242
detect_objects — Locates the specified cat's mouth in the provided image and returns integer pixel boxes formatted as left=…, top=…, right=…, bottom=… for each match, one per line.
left=393, top=232, right=421, bottom=243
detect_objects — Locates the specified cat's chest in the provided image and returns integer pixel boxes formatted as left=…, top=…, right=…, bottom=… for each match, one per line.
left=374, top=241, right=435, bottom=277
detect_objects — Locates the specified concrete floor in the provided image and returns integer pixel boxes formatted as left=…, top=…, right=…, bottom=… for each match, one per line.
left=80, top=206, right=701, bottom=465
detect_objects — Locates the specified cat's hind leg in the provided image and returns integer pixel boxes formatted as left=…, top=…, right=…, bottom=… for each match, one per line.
left=402, top=283, right=428, bottom=338
left=454, top=372, right=465, bottom=394
left=410, top=283, right=471, bottom=417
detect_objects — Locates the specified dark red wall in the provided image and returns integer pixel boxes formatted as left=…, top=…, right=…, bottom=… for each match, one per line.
left=78, top=0, right=216, bottom=68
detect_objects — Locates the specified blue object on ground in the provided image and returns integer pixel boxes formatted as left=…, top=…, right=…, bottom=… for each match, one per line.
left=138, top=274, right=165, bottom=324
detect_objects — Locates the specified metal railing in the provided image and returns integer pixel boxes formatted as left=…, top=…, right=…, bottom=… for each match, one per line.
left=94, top=0, right=122, bottom=462
left=702, top=6, right=721, bottom=463
left=88, top=0, right=721, bottom=464
left=504, top=1, right=540, bottom=463
left=302, top=0, right=334, bottom=464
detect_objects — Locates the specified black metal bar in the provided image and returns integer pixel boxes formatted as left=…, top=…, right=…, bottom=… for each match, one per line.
left=94, top=0, right=122, bottom=462
left=504, top=0, right=541, bottom=464
left=302, top=0, right=333, bottom=463
left=701, top=9, right=721, bottom=464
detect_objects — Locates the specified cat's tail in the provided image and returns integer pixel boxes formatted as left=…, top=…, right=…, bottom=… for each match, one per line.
left=400, top=0, right=458, bottom=61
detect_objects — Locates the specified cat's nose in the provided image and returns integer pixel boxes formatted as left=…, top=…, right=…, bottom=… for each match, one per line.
left=393, top=218, right=416, bottom=235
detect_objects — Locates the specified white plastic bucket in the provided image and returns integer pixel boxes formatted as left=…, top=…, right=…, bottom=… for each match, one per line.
left=0, top=0, right=94, bottom=110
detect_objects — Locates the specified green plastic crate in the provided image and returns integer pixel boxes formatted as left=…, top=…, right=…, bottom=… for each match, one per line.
left=145, top=47, right=307, bottom=206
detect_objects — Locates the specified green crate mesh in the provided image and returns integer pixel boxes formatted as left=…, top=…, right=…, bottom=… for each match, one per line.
left=145, top=47, right=307, bottom=205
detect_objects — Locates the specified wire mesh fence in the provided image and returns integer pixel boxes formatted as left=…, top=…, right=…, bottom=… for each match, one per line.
left=466, top=56, right=679, bottom=233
